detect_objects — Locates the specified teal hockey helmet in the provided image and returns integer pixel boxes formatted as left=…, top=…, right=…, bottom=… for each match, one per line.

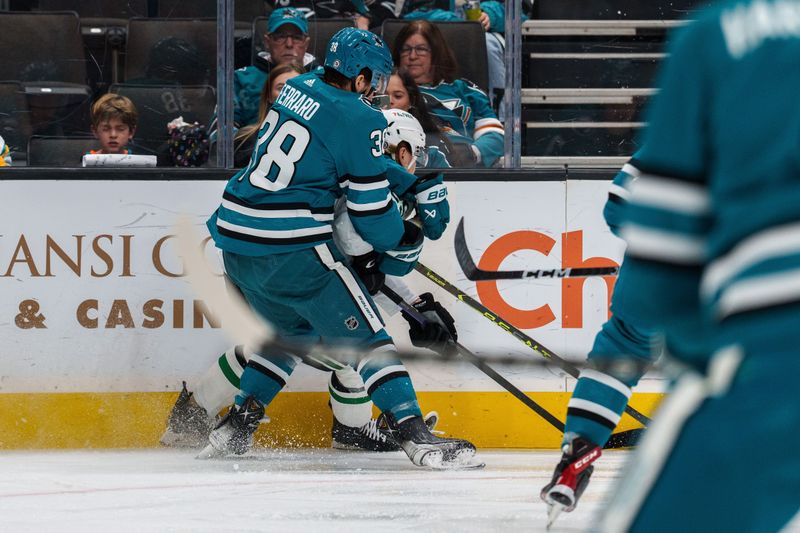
left=324, top=28, right=393, bottom=94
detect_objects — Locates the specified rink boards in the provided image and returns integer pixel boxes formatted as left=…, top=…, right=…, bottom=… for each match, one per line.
left=0, top=178, right=664, bottom=449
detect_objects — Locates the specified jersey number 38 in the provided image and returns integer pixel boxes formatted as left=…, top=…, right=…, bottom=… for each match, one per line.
left=248, top=109, right=311, bottom=192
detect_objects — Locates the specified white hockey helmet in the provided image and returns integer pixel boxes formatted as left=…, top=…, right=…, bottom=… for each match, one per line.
left=382, top=108, right=427, bottom=166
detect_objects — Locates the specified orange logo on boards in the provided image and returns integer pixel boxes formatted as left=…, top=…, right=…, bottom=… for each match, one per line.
left=475, top=230, right=618, bottom=330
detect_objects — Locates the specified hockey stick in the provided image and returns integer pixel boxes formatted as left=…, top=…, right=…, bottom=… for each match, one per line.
left=414, top=262, right=649, bottom=445
left=380, top=285, right=565, bottom=433
left=173, top=218, right=647, bottom=371
left=454, top=218, right=619, bottom=280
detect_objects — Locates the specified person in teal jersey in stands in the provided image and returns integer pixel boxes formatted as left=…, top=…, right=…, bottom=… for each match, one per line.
left=592, top=1, right=800, bottom=531
left=209, top=7, right=319, bottom=137
left=392, top=20, right=504, bottom=167
left=203, top=27, right=477, bottom=468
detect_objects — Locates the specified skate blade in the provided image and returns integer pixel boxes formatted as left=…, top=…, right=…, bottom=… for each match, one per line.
left=196, top=443, right=224, bottom=460
left=546, top=502, right=566, bottom=530
left=422, top=459, right=485, bottom=471
left=420, top=451, right=485, bottom=471
left=159, top=429, right=207, bottom=448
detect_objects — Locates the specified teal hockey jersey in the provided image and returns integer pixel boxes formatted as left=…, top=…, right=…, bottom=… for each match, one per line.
left=603, top=159, right=639, bottom=236
left=619, top=0, right=800, bottom=350
left=418, top=79, right=504, bottom=167
left=207, top=70, right=404, bottom=256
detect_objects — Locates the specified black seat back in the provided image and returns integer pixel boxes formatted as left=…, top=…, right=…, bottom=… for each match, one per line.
left=28, top=135, right=98, bottom=167
left=124, top=18, right=217, bottom=85
left=36, top=0, right=148, bottom=19
left=0, top=82, right=33, bottom=160
left=158, top=0, right=267, bottom=21
left=0, top=11, right=87, bottom=85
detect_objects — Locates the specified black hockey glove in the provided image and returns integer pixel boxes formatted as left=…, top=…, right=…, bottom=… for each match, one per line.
left=350, top=251, right=385, bottom=295
left=403, top=292, right=458, bottom=351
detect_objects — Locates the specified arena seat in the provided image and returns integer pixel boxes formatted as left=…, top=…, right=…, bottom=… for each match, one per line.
left=124, top=18, right=217, bottom=85
left=32, top=2, right=148, bottom=94
left=157, top=0, right=267, bottom=22
left=109, top=84, right=216, bottom=153
left=36, top=0, right=148, bottom=23
left=251, top=17, right=353, bottom=66
left=380, top=19, right=489, bottom=94
left=27, top=135, right=97, bottom=167
left=0, top=81, right=33, bottom=162
left=0, top=11, right=88, bottom=86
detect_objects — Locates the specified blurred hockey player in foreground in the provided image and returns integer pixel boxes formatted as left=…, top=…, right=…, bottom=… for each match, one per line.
left=162, top=109, right=456, bottom=453
left=540, top=158, right=659, bottom=527
left=195, top=27, right=477, bottom=469
left=593, top=1, right=800, bottom=531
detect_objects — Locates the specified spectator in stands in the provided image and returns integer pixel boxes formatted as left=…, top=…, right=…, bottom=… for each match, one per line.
left=361, top=0, right=511, bottom=106
left=392, top=20, right=504, bottom=167
left=233, top=63, right=306, bottom=167
left=232, top=8, right=319, bottom=129
left=88, top=93, right=138, bottom=155
left=385, top=68, right=469, bottom=168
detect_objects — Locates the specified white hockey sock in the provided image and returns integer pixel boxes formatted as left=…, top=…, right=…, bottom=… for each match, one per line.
left=329, top=366, right=373, bottom=428
left=193, top=345, right=247, bottom=416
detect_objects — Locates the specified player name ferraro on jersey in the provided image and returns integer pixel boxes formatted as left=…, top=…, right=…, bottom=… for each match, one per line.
left=274, top=83, right=321, bottom=120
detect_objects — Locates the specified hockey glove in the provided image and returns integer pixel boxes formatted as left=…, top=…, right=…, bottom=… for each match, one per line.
left=403, top=292, right=458, bottom=351
left=413, top=173, right=450, bottom=240
left=350, top=251, right=385, bottom=295
left=378, top=220, right=423, bottom=277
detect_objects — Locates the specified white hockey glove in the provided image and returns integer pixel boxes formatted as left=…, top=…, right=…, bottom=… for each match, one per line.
left=402, top=293, right=458, bottom=351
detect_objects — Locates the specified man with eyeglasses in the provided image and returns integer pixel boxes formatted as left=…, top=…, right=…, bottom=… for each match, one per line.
left=232, top=7, right=320, bottom=130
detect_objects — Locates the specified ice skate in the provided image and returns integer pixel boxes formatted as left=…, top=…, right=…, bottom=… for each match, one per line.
left=390, top=414, right=482, bottom=470
left=197, top=396, right=265, bottom=459
left=332, top=414, right=400, bottom=452
left=160, top=381, right=214, bottom=448
left=331, top=411, right=440, bottom=452
left=540, top=436, right=601, bottom=529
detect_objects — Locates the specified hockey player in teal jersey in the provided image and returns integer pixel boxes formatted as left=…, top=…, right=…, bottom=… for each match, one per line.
left=202, top=28, right=477, bottom=468
left=540, top=158, right=660, bottom=526
left=593, top=1, right=800, bottom=531
left=161, top=108, right=454, bottom=453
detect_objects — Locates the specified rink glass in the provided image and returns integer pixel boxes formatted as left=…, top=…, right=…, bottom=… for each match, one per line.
left=0, top=0, right=527, bottom=170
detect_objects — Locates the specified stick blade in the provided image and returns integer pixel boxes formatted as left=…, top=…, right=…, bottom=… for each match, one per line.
left=454, top=217, right=479, bottom=279
left=174, top=215, right=274, bottom=350
left=454, top=218, right=525, bottom=281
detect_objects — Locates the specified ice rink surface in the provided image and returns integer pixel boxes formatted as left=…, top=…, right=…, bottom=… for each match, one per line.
left=1, top=448, right=798, bottom=533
